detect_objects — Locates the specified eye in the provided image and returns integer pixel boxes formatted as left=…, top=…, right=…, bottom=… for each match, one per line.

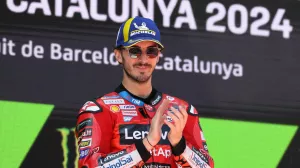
left=146, top=47, right=159, bottom=56
left=128, top=47, right=141, bottom=54
left=128, top=47, right=142, bottom=58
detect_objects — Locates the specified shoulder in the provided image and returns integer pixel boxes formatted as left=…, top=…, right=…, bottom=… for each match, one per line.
left=162, top=93, right=199, bottom=116
left=78, top=91, right=122, bottom=116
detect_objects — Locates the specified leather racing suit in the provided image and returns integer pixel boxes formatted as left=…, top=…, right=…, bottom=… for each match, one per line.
left=76, top=84, right=214, bottom=168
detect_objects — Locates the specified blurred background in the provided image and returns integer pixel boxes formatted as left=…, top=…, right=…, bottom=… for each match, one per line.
left=0, top=0, right=299, bottom=167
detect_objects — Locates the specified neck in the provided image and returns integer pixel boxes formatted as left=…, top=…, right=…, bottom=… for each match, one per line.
left=122, top=76, right=152, bottom=98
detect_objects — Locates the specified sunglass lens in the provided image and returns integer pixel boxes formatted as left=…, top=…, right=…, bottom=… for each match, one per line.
left=146, top=47, right=159, bottom=58
left=128, top=47, right=141, bottom=58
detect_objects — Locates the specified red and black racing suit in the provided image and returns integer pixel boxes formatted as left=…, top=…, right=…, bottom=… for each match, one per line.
left=76, top=84, right=214, bottom=168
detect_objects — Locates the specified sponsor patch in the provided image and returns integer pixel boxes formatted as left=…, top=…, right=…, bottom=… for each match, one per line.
left=110, top=105, right=120, bottom=113
left=122, top=110, right=138, bottom=116
left=79, top=148, right=90, bottom=159
left=119, top=105, right=136, bottom=110
left=103, top=99, right=125, bottom=104
left=101, top=95, right=120, bottom=99
left=101, top=153, right=134, bottom=168
left=151, top=94, right=161, bottom=105
left=192, top=147, right=209, bottom=165
left=92, top=147, right=100, bottom=154
left=166, top=95, right=175, bottom=101
left=144, top=104, right=154, bottom=112
left=100, top=150, right=127, bottom=164
left=203, top=142, right=209, bottom=152
left=79, top=138, right=92, bottom=149
left=78, top=128, right=92, bottom=138
left=123, top=116, right=133, bottom=122
left=77, top=118, right=93, bottom=131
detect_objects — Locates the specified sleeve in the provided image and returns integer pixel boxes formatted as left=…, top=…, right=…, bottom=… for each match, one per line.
left=172, top=104, right=214, bottom=168
left=75, top=100, right=152, bottom=168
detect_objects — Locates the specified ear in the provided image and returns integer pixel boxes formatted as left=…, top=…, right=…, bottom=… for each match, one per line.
left=114, top=49, right=123, bottom=64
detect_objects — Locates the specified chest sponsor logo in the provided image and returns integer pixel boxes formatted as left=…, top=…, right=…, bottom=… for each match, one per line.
left=103, top=99, right=125, bottom=104
left=150, top=148, right=171, bottom=158
left=77, top=118, right=93, bottom=131
left=143, top=163, right=171, bottom=168
left=144, top=104, right=154, bottom=112
left=101, top=95, right=120, bottom=99
left=122, top=110, right=137, bottom=116
left=119, top=105, right=136, bottom=110
left=110, top=105, right=120, bottom=113
left=123, top=116, right=133, bottom=122
left=79, top=138, right=92, bottom=149
left=119, top=125, right=170, bottom=145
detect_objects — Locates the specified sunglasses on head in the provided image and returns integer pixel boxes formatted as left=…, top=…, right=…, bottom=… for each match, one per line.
left=122, top=46, right=161, bottom=58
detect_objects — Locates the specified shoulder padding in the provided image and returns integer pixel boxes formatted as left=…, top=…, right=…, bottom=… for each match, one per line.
left=187, top=104, right=199, bottom=116
left=78, top=99, right=103, bottom=117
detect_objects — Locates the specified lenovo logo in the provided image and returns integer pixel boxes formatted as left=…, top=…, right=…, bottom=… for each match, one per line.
left=119, top=124, right=170, bottom=145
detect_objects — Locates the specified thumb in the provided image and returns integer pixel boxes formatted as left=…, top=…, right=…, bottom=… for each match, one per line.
left=156, top=99, right=170, bottom=116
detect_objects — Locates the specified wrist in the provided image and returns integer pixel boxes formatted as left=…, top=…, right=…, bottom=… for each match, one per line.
left=171, top=136, right=186, bottom=156
left=143, top=136, right=155, bottom=151
left=169, top=135, right=182, bottom=147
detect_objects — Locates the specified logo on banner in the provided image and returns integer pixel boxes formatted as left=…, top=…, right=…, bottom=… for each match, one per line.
left=6, top=1, right=198, bottom=30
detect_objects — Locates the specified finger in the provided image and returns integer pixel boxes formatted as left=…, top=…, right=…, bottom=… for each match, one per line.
left=170, top=106, right=185, bottom=130
left=179, top=105, right=188, bottom=123
left=156, top=99, right=170, bottom=115
left=164, top=118, right=175, bottom=130
left=170, top=106, right=183, bottom=120
left=167, top=111, right=181, bottom=130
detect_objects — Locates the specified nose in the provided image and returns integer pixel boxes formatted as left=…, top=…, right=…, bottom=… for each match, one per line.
left=138, top=51, right=149, bottom=63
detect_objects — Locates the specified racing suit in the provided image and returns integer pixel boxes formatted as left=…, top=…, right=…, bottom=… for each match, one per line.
left=76, top=84, right=214, bottom=168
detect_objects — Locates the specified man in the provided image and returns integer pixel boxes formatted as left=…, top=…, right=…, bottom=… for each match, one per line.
left=76, top=16, right=214, bottom=168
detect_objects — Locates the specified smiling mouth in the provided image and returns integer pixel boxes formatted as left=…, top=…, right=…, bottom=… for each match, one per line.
left=136, top=65, right=148, bottom=69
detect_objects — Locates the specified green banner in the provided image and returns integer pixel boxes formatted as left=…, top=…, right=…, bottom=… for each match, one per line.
left=201, top=118, right=298, bottom=168
left=0, top=100, right=53, bottom=168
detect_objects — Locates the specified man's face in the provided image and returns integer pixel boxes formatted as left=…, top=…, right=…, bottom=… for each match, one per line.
left=115, top=41, right=161, bottom=83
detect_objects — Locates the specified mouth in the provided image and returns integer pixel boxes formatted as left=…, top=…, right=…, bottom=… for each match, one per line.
left=134, top=64, right=151, bottom=70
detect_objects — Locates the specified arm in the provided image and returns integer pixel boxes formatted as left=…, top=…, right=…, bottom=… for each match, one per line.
left=76, top=100, right=152, bottom=168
